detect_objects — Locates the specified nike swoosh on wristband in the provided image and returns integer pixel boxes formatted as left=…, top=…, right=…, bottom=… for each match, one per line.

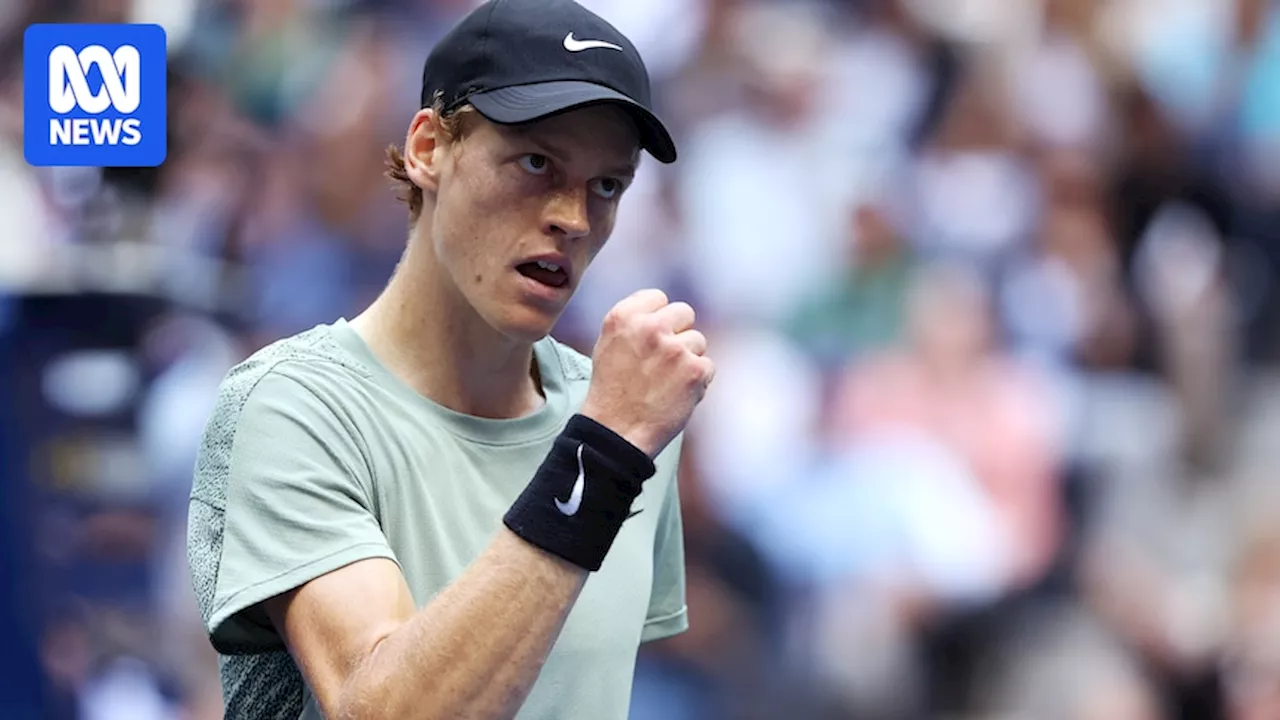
left=563, top=32, right=623, bottom=53
left=555, top=443, right=586, bottom=516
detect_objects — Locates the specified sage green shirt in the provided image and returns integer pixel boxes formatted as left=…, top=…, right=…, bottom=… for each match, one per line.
left=187, top=319, right=688, bottom=719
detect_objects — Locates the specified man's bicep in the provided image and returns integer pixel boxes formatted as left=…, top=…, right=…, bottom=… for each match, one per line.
left=264, top=557, right=417, bottom=717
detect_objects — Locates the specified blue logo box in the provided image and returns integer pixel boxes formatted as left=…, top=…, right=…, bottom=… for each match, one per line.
left=24, top=24, right=167, bottom=168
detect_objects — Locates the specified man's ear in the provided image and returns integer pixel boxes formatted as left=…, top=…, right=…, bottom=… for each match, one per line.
left=404, top=108, right=447, bottom=193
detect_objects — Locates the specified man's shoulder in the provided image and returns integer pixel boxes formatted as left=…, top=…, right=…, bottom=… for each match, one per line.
left=218, top=324, right=370, bottom=407
left=195, top=324, right=368, bottom=488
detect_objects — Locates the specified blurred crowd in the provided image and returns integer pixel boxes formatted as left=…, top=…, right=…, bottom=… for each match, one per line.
left=4, top=0, right=1280, bottom=718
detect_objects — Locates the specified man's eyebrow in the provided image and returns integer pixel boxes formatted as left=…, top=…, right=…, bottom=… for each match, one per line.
left=506, top=125, right=569, bottom=158
left=605, top=162, right=638, bottom=181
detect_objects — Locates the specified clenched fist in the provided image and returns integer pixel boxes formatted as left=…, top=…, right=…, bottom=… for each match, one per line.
left=579, top=289, right=715, bottom=459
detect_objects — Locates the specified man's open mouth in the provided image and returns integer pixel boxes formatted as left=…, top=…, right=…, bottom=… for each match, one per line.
left=517, top=260, right=569, bottom=288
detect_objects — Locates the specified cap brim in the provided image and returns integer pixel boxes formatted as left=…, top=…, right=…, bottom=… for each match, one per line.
left=469, top=81, right=677, bottom=164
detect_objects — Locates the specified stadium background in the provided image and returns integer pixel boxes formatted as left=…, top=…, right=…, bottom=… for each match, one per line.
left=4, top=0, right=1280, bottom=717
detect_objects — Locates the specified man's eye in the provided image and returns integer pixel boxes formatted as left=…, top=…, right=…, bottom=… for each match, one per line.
left=590, top=177, right=620, bottom=199
left=518, top=154, right=550, bottom=175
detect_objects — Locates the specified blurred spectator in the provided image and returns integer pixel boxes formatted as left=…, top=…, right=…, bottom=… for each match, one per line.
left=1078, top=408, right=1237, bottom=718
left=1224, top=512, right=1280, bottom=720
left=975, top=602, right=1163, bottom=720
left=744, top=263, right=1065, bottom=718
left=685, top=325, right=826, bottom=532
left=1010, top=0, right=1112, bottom=154
left=675, top=0, right=855, bottom=326
left=39, top=606, right=93, bottom=720
left=899, top=63, right=1039, bottom=272
left=833, top=263, right=1065, bottom=592
left=783, top=196, right=916, bottom=368
left=1002, top=148, right=1138, bottom=372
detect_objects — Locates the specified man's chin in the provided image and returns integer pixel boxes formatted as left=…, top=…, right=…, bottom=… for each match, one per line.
left=494, top=306, right=562, bottom=345
left=504, top=325, right=554, bottom=345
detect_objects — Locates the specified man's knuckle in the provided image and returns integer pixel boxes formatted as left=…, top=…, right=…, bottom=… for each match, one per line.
left=666, top=335, right=690, bottom=357
left=639, top=315, right=665, bottom=338
left=694, top=358, right=714, bottom=381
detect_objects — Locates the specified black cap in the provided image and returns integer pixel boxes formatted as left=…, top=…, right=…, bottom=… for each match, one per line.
left=420, top=0, right=677, bottom=163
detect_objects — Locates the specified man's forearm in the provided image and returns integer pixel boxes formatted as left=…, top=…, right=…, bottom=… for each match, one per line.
left=335, top=528, right=588, bottom=720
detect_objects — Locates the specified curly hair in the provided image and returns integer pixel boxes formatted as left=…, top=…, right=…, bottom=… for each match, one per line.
left=385, top=93, right=476, bottom=223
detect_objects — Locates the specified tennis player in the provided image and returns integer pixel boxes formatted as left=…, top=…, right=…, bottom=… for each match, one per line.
left=186, top=1, right=712, bottom=718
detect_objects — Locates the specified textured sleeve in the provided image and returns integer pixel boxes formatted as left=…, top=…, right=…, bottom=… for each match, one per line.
left=187, top=367, right=397, bottom=655
left=641, top=435, right=689, bottom=643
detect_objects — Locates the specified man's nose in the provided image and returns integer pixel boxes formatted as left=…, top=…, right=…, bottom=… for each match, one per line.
left=542, top=186, right=590, bottom=240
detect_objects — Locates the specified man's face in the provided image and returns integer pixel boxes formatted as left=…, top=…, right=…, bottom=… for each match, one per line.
left=421, top=104, right=640, bottom=343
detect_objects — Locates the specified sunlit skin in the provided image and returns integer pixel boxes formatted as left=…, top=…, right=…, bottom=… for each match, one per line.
left=350, top=104, right=641, bottom=420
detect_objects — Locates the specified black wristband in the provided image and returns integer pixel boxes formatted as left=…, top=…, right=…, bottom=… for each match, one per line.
left=503, top=414, right=656, bottom=571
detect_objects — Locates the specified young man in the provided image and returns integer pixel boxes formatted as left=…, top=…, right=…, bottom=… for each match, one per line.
left=186, top=1, right=714, bottom=718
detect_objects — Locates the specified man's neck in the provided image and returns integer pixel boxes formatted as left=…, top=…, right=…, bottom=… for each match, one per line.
left=349, top=243, right=545, bottom=420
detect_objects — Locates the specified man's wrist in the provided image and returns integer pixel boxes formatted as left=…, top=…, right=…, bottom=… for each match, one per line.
left=502, top=415, right=655, bottom=571
left=575, top=408, right=657, bottom=459
left=560, top=414, right=656, bottom=482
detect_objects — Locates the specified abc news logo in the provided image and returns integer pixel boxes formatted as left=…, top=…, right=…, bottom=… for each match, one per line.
left=24, top=24, right=166, bottom=168
left=47, top=44, right=143, bottom=147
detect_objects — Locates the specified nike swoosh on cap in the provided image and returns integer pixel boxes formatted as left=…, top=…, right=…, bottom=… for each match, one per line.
left=563, top=32, right=623, bottom=53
